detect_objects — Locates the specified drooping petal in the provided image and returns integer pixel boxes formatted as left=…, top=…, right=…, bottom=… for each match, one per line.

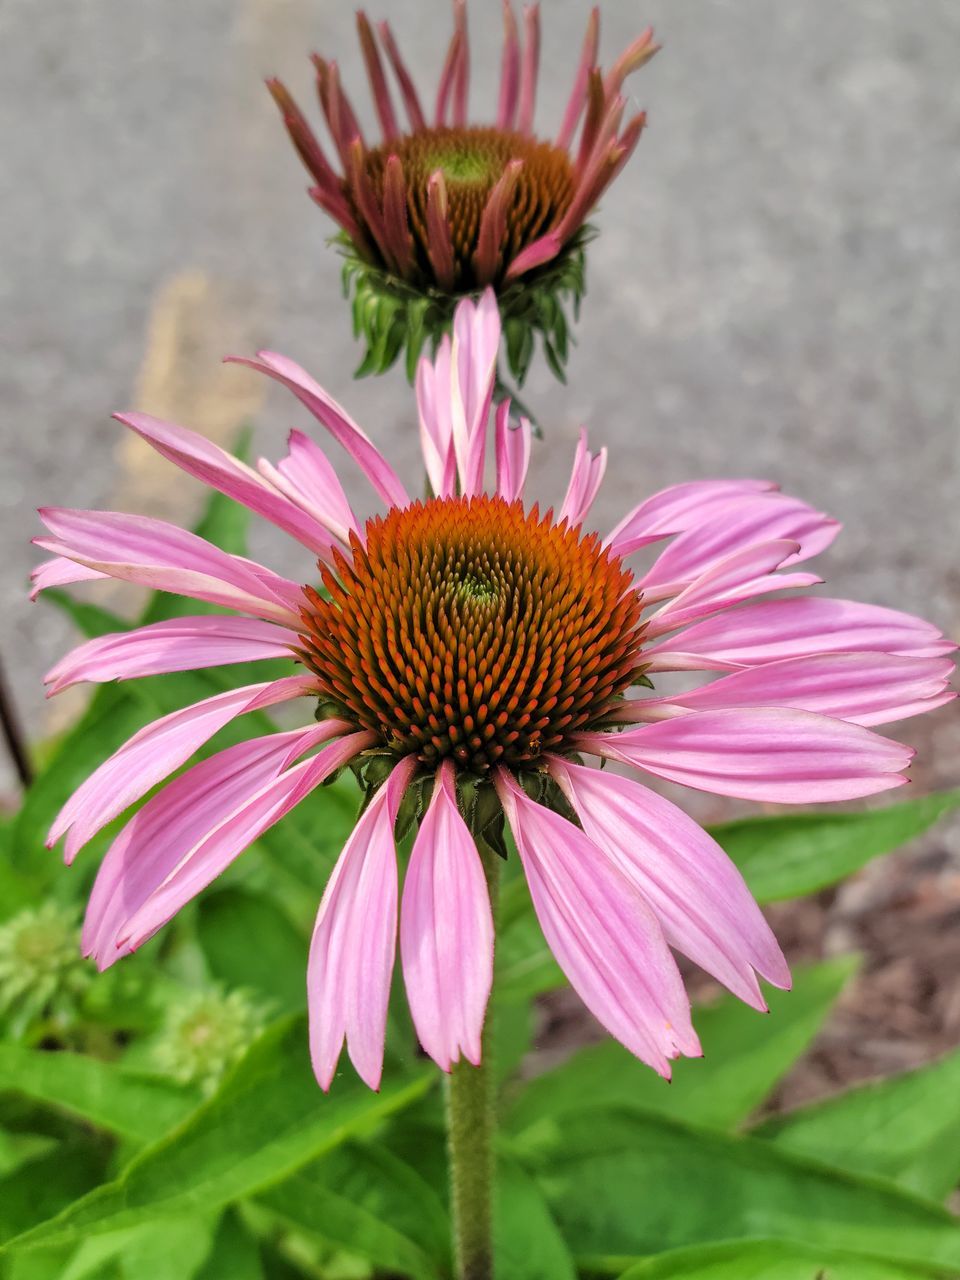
left=604, top=478, right=778, bottom=560
left=575, top=707, right=914, bottom=803
left=82, top=721, right=354, bottom=965
left=49, top=675, right=317, bottom=862
left=558, top=428, right=607, bottom=527
left=309, top=756, right=417, bottom=1091
left=115, top=732, right=371, bottom=957
left=644, top=539, right=822, bottom=638
left=646, top=596, right=958, bottom=671
left=494, top=769, right=700, bottom=1077
left=44, top=616, right=298, bottom=694
left=256, top=429, right=361, bottom=548
left=400, top=761, right=493, bottom=1071
left=549, top=758, right=789, bottom=1008
left=639, top=494, right=840, bottom=601
left=451, top=289, right=500, bottom=496
left=35, top=509, right=304, bottom=626
left=494, top=401, right=531, bottom=502
left=116, top=412, right=337, bottom=559
left=30, top=557, right=107, bottom=600
left=640, top=652, right=956, bottom=728
left=225, top=351, right=409, bottom=509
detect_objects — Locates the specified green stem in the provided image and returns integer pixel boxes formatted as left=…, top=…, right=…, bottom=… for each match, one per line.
left=445, top=842, right=501, bottom=1280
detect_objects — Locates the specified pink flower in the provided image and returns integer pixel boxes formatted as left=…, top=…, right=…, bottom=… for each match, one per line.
left=36, top=292, right=954, bottom=1090
left=269, top=4, right=655, bottom=293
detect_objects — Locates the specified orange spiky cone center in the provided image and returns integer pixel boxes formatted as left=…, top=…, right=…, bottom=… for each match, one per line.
left=298, top=495, right=645, bottom=772
left=359, top=126, right=576, bottom=289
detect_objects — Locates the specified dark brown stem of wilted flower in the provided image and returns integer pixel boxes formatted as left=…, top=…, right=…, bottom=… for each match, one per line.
left=0, top=654, right=33, bottom=789
left=444, top=840, right=501, bottom=1280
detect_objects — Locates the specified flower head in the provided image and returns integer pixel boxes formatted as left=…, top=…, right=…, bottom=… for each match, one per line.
left=0, top=903, right=92, bottom=1040
left=269, top=3, right=656, bottom=381
left=36, top=293, right=954, bottom=1090
left=152, top=987, right=265, bottom=1094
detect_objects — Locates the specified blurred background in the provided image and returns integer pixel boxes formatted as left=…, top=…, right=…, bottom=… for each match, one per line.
left=1, top=0, right=958, bottom=1094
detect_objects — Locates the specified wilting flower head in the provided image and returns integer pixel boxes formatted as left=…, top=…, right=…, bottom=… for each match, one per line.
left=269, top=3, right=656, bottom=380
left=35, top=294, right=954, bottom=1089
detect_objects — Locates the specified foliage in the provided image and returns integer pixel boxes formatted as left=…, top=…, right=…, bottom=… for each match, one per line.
left=3, top=469, right=958, bottom=1276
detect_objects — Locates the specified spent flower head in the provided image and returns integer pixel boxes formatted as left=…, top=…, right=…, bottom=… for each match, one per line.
left=269, top=2, right=657, bottom=382
left=0, top=902, right=92, bottom=1041
left=152, top=987, right=265, bottom=1094
left=35, top=293, right=954, bottom=1090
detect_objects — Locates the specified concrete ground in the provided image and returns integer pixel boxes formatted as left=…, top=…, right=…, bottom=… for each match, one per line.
left=2, top=0, right=959, bottom=793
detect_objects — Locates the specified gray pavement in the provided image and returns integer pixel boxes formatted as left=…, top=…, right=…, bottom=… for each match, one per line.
left=2, top=0, right=959, bottom=794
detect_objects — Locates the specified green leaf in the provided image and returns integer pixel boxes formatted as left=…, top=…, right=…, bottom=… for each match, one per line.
left=60, top=1217, right=216, bottom=1280
left=494, top=1160, right=576, bottom=1280
left=521, top=1108, right=960, bottom=1271
left=0, top=1044, right=199, bottom=1145
left=196, top=889, right=308, bottom=1014
left=256, top=1155, right=441, bottom=1280
left=195, top=1210, right=264, bottom=1280
left=1, top=1017, right=433, bottom=1255
left=711, top=790, right=960, bottom=903
left=754, top=1048, right=960, bottom=1200
left=0, top=1140, right=110, bottom=1244
left=506, top=957, right=857, bottom=1135
left=614, top=1238, right=955, bottom=1279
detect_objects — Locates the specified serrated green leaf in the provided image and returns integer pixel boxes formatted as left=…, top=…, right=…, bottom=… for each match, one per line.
left=0, top=1044, right=199, bottom=1145
left=0, top=1018, right=432, bottom=1255
left=524, top=1107, right=960, bottom=1270
left=505, top=956, right=857, bottom=1135
left=711, top=789, right=960, bottom=903
left=754, top=1048, right=960, bottom=1201
left=613, top=1238, right=954, bottom=1279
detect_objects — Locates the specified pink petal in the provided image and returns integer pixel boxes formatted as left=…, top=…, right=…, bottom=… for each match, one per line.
left=497, top=0, right=520, bottom=129
left=639, top=494, right=840, bottom=601
left=494, top=769, right=700, bottom=1077
left=376, top=21, right=426, bottom=131
left=646, top=596, right=958, bottom=671
left=575, top=707, right=914, bottom=804
left=504, top=231, right=563, bottom=280
left=30, top=557, right=107, bottom=600
left=556, top=6, right=599, bottom=149
left=644, top=652, right=956, bottom=728
left=400, top=761, right=493, bottom=1071
left=115, top=412, right=336, bottom=559
left=50, top=674, right=317, bottom=862
left=425, top=170, right=457, bottom=293
left=604, top=26, right=659, bottom=97
left=116, top=731, right=371, bottom=956
left=517, top=4, right=541, bottom=134
left=36, top=509, right=304, bottom=626
left=44, top=616, right=298, bottom=694
left=309, top=756, right=417, bottom=1091
left=558, top=428, right=607, bottom=527
left=82, top=721, right=351, bottom=965
left=225, top=351, right=409, bottom=509
left=604, top=479, right=778, bottom=560
left=256, top=429, right=361, bottom=547
left=645, top=539, right=822, bottom=638
left=416, top=334, right=457, bottom=498
left=549, top=758, right=789, bottom=1008
left=451, top=290, right=500, bottom=497
left=494, top=401, right=531, bottom=502
left=356, top=12, right=399, bottom=140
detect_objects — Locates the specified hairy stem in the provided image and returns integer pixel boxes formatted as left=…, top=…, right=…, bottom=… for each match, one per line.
left=444, top=842, right=501, bottom=1280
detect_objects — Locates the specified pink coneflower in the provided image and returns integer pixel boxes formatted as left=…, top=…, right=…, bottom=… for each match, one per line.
left=35, top=293, right=954, bottom=1090
left=268, top=3, right=657, bottom=379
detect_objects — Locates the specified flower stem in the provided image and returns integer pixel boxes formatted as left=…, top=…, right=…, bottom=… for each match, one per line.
left=445, top=842, right=501, bottom=1280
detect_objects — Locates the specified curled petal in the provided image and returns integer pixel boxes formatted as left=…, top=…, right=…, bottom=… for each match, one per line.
left=605, top=478, right=778, bottom=560
left=309, top=756, right=417, bottom=1090
left=558, top=428, right=607, bottom=527
left=31, top=557, right=107, bottom=600
left=549, top=758, right=789, bottom=1008
left=49, top=675, right=317, bottom=862
left=604, top=26, right=659, bottom=97
left=225, top=350, right=409, bottom=509
left=44, top=615, right=298, bottom=695
left=400, top=761, right=494, bottom=1071
left=575, top=707, right=915, bottom=804
left=646, top=596, right=958, bottom=671
left=494, top=769, right=700, bottom=1077
left=257, top=429, right=361, bottom=548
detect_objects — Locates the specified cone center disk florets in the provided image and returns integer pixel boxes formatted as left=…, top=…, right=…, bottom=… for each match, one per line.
left=298, top=496, right=645, bottom=773
left=361, top=126, right=576, bottom=289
